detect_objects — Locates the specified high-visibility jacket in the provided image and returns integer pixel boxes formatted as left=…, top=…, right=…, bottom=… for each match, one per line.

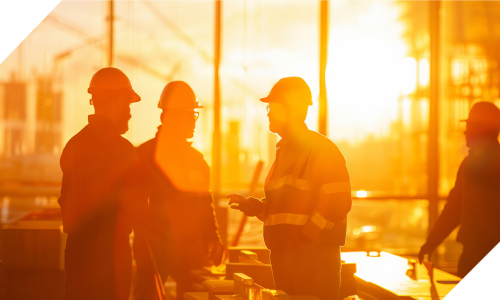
left=261, top=128, right=352, bottom=251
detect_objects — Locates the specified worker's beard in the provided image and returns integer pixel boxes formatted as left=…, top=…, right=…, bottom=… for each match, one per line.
left=117, top=114, right=131, bottom=135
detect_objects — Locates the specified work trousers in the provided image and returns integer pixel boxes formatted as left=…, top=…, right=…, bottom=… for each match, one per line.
left=458, top=239, right=499, bottom=278
left=64, top=232, right=132, bottom=300
left=133, top=226, right=207, bottom=300
left=270, top=244, right=341, bottom=300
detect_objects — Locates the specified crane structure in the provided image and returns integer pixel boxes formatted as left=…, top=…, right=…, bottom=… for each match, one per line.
left=45, top=13, right=177, bottom=82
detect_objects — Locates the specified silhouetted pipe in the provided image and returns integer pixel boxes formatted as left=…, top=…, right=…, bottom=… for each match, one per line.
left=107, top=0, right=114, bottom=67
left=319, top=0, right=329, bottom=136
left=213, top=0, right=222, bottom=204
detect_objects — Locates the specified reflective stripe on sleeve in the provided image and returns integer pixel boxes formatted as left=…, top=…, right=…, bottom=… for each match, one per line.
left=264, top=213, right=309, bottom=226
left=310, top=211, right=331, bottom=229
left=311, top=211, right=347, bottom=230
left=265, top=175, right=312, bottom=191
left=319, top=182, right=351, bottom=195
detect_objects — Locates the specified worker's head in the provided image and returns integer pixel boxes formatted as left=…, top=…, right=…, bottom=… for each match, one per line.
left=463, top=102, right=500, bottom=148
left=88, top=67, right=140, bottom=135
left=260, top=77, right=312, bottom=135
left=158, top=81, right=202, bottom=139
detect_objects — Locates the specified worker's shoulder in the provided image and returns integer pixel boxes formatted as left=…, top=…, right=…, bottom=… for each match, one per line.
left=70, top=125, right=136, bottom=154
left=458, top=154, right=472, bottom=171
left=62, top=125, right=89, bottom=150
left=115, top=135, right=136, bottom=152
left=307, top=130, right=343, bottom=154
left=137, top=137, right=156, bottom=154
left=187, top=144, right=208, bottom=163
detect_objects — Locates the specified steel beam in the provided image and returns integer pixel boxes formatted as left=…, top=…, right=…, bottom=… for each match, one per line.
left=212, top=0, right=222, bottom=202
left=319, top=0, right=329, bottom=135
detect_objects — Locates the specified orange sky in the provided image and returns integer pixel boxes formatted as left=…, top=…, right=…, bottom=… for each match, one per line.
left=0, top=0, right=412, bottom=157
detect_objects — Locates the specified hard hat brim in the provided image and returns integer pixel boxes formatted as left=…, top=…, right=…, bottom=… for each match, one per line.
left=131, top=89, right=141, bottom=102
left=158, top=99, right=203, bottom=109
left=88, top=87, right=141, bottom=103
left=259, top=96, right=312, bottom=106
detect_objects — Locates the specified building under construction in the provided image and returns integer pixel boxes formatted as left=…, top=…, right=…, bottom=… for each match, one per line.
left=1, top=1, right=500, bottom=299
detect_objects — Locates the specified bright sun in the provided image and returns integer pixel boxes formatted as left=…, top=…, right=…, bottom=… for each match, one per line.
left=325, top=1, right=413, bottom=143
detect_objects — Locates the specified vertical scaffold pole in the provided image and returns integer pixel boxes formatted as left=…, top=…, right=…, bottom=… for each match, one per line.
left=213, top=0, right=222, bottom=206
left=428, top=0, right=441, bottom=242
left=108, top=0, right=114, bottom=67
left=319, top=0, right=329, bottom=136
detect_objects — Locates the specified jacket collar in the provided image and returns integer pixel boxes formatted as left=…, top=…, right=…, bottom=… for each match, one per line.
left=276, top=123, right=309, bottom=149
left=155, top=125, right=192, bottom=146
left=88, top=114, right=119, bottom=135
left=469, top=139, right=500, bottom=160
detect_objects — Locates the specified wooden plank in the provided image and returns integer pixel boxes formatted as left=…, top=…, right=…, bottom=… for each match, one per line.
left=214, top=296, right=241, bottom=300
left=225, top=263, right=275, bottom=289
left=184, top=292, right=209, bottom=300
left=189, top=269, right=220, bottom=282
left=203, top=280, right=234, bottom=300
left=203, top=280, right=235, bottom=293
left=239, top=251, right=262, bottom=265
left=228, top=247, right=270, bottom=264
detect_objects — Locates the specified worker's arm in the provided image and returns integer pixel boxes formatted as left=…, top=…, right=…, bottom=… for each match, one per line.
left=256, top=198, right=267, bottom=221
left=302, top=143, right=352, bottom=240
left=427, top=181, right=463, bottom=246
left=201, top=192, right=222, bottom=243
left=197, top=161, right=221, bottom=243
left=58, top=143, right=77, bottom=234
left=419, top=160, right=464, bottom=263
left=199, top=161, right=224, bottom=266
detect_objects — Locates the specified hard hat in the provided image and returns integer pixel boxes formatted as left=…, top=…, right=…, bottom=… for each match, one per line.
left=88, top=67, right=140, bottom=102
left=260, top=77, right=312, bottom=107
left=461, top=101, right=500, bottom=130
left=158, top=81, right=203, bottom=110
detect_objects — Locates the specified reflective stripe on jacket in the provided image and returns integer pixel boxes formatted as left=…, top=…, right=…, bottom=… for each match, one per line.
left=263, top=129, right=352, bottom=251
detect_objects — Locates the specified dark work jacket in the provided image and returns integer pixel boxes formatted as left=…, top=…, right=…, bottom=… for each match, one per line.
left=263, top=126, right=352, bottom=251
left=427, top=141, right=500, bottom=249
left=137, top=128, right=220, bottom=243
left=59, top=115, right=148, bottom=237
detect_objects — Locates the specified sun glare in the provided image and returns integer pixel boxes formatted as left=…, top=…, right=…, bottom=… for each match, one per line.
left=327, top=1, right=408, bottom=143
left=356, top=190, right=368, bottom=198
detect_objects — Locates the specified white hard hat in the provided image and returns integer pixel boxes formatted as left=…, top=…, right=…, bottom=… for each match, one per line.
left=88, top=67, right=140, bottom=103
left=158, top=81, right=203, bottom=110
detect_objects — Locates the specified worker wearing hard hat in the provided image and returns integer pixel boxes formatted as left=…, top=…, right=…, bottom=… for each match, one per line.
left=419, top=101, right=500, bottom=278
left=133, top=81, right=223, bottom=300
left=227, top=77, right=352, bottom=299
left=59, top=67, right=148, bottom=300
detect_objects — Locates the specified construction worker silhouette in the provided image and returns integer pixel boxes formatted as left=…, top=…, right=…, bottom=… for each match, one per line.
left=59, top=67, right=148, bottom=300
left=227, top=77, right=352, bottom=299
left=133, top=81, right=223, bottom=300
left=419, top=101, right=500, bottom=278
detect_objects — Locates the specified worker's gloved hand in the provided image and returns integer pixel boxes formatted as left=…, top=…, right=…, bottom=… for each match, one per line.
left=418, top=242, right=436, bottom=264
left=205, top=239, right=224, bottom=266
left=226, top=194, right=263, bottom=217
